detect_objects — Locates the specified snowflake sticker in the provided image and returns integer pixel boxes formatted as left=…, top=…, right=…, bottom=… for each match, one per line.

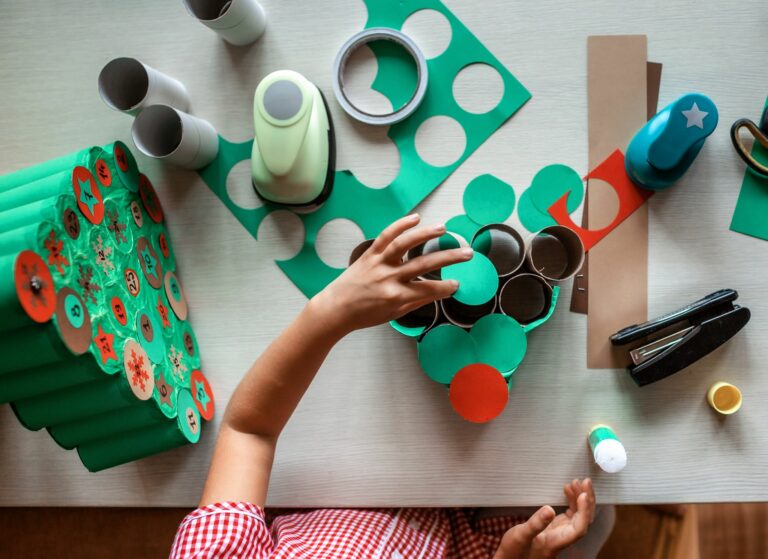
left=92, top=235, right=115, bottom=275
left=123, top=340, right=154, bottom=400
left=77, top=263, right=102, bottom=305
left=107, top=209, right=127, bottom=244
left=169, top=345, right=188, bottom=383
left=43, top=230, right=69, bottom=275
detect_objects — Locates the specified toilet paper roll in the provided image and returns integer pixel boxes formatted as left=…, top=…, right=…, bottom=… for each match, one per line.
left=440, top=296, right=497, bottom=329
left=98, top=57, right=190, bottom=116
left=0, top=146, right=102, bottom=193
left=132, top=105, right=219, bottom=170
left=0, top=357, right=106, bottom=404
left=525, top=225, right=585, bottom=282
left=498, top=273, right=553, bottom=326
left=182, top=0, right=267, bottom=46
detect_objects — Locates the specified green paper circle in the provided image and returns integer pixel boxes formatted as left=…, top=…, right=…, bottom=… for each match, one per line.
left=437, top=232, right=461, bottom=250
left=517, top=189, right=557, bottom=233
left=441, top=252, right=499, bottom=305
left=463, top=174, right=516, bottom=225
left=439, top=214, right=487, bottom=250
left=417, top=324, right=478, bottom=384
left=136, top=311, right=166, bottom=364
left=529, top=164, right=583, bottom=216
left=470, top=313, right=527, bottom=375
left=64, top=294, right=85, bottom=328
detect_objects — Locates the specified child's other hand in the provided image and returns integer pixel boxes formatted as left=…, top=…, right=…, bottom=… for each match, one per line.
left=310, top=214, right=472, bottom=336
left=494, top=479, right=597, bottom=559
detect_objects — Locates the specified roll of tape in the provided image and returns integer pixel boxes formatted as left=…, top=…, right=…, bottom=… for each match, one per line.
left=332, top=27, right=428, bottom=126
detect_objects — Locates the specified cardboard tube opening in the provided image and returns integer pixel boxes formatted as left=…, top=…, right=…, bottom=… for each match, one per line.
left=98, top=58, right=149, bottom=112
left=407, top=237, right=446, bottom=280
left=472, top=224, right=525, bottom=278
left=440, top=296, right=496, bottom=329
left=393, top=301, right=438, bottom=331
left=184, top=0, right=231, bottom=20
left=527, top=225, right=585, bottom=281
left=348, top=239, right=374, bottom=266
left=132, top=105, right=183, bottom=158
left=499, top=273, right=553, bottom=325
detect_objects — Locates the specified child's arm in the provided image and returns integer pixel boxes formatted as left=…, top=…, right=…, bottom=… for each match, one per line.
left=199, top=214, right=471, bottom=506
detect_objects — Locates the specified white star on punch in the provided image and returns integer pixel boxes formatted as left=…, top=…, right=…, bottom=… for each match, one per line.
left=682, top=102, right=708, bottom=129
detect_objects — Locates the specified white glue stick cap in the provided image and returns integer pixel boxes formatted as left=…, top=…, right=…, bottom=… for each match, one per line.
left=593, top=438, right=627, bottom=473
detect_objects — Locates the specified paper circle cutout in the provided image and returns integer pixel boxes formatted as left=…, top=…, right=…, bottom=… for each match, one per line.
left=453, top=63, right=505, bottom=114
left=177, top=388, right=201, bottom=443
left=111, top=295, right=129, bottom=326
left=440, top=215, right=486, bottom=249
left=182, top=326, right=198, bottom=361
left=71, top=166, right=104, bottom=224
left=414, top=116, right=466, bottom=167
left=417, top=323, right=478, bottom=384
left=123, top=339, right=154, bottom=400
left=94, top=158, right=112, bottom=187
left=136, top=311, right=166, bottom=364
left=130, top=200, right=144, bottom=229
left=164, top=271, right=188, bottom=321
left=55, top=287, right=91, bottom=354
left=470, top=313, right=527, bottom=374
left=190, top=369, right=215, bottom=421
left=62, top=207, right=81, bottom=240
left=111, top=141, right=140, bottom=192
left=401, top=8, right=453, bottom=59
left=449, top=363, right=508, bottom=423
left=153, top=370, right=177, bottom=418
left=158, top=232, right=170, bottom=259
left=441, top=252, right=498, bottom=306
left=138, top=173, right=164, bottom=224
left=517, top=188, right=556, bottom=233
left=470, top=224, right=525, bottom=277
left=463, top=174, right=516, bottom=225
left=529, top=164, right=583, bottom=217
left=14, top=250, right=56, bottom=323
left=124, top=268, right=141, bottom=297
left=136, top=237, right=163, bottom=289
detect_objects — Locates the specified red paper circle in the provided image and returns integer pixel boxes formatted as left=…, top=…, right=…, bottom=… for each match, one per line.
left=111, top=295, right=128, bottom=326
left=14, top=250, right=56, bottom=323
left=94, top=158, right=112, bottom=187
left=190, top=370, right=215, bottom=421
left=449, top=363, right=508, bottom=423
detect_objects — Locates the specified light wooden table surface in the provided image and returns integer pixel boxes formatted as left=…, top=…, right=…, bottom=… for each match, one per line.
left=1, top=0, right=767, bottom=507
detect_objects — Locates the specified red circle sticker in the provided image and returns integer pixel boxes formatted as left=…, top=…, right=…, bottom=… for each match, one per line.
left=139, top=174, right=164, bottom=224
left=14, top=250, right=56, bottom=323
left=94, top=158, right=112, bottom=187
left=190, top=370, right=215, bottom=421
left=114, top=143, right=129, bottom=173
left=449, top=363, right=509, bottom=423
left=71, top=166, right=104, bottom=224
left=158, top=232, right=169, bottom=259
left=111, top=295, right=128, bottom=326
left=124, top=268, right=141, bottom=297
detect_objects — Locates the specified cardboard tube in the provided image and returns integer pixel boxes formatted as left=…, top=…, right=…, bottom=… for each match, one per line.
left=182, top=0, right=267, bottom=46
left=707, top=382, right=742, bottom=415
left=0, top=357, right=106, bottom=404
left=440, top=296, right=496, bottom=329
left=348, top=239, right=374, bottom=266
left=98, top=57, right=190, bottom=116
left=49, top=400, right=166, bottom=450
left=390, top=301, right=439, bottom=337
left=0, top=171, right=68, bottom=213
left=407, top=235, right=464, bottom=280
left=525, top=225, right=585, bottom=282
left=132, top=105, right=219, bottom=170
left=0, top=146, right=100, bottom=193
left=77, top=388, right=201, bottom=472
left=0, top=251, right=57, bottom=335
left=0, top=323, right=75, bottom=375
left=471, top=223, right=525, bottom=278
left=498, top=273, right=553, bottom=326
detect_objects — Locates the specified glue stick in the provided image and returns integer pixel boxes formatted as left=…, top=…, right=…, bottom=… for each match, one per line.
left=588, top=424, right=627, bottom=473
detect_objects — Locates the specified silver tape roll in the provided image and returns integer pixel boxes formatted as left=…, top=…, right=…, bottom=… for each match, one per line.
left=332, top=27, right=428, bottom=126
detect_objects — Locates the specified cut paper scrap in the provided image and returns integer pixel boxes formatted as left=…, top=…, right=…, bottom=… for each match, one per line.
left=449, top=363, right=508, bottom=423
left=730, top=96, right=768, bottom=241
left=548, top=150, right=652, bottom=252
left=441, top=252, right=498, bottom=306
left=197, top=0, right=531, bottom=298
left=462, top=174, right=516, bottom=225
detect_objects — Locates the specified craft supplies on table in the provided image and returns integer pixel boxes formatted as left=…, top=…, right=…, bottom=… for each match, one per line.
left=588, top=425, right=627, bottom=474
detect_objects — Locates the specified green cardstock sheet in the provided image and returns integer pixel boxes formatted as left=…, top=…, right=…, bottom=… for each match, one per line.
left=730, top=97, right=768, bottom=240
left=197, top=0, right=531, bottom=298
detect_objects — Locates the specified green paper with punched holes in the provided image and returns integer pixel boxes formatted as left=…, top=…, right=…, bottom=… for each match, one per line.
left=463, top=174, right=516, bottom=225
left=441, top=252, right=498, bottom=305
left=417, top=323, right=478, bottom=384
left=730, top=97, right=768, bottom=240
left=197, top=0, right=531, bottom=298
left=523, top=285, right=560, bottom=333
left=471, top=313, right=526, bottom=375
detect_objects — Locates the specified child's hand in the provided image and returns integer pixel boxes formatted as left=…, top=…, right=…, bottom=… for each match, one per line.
left=310, top=214, right=472, bottom=336
left=494, top=479, right=597, bottom=559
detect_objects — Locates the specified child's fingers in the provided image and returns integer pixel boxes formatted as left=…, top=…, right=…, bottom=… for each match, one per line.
left=516, top=506, right=556, bottom=543
left=382, top=223, right=446, bottom=262
left=582, top=478, right=596, bottom=522
left=399, top=247, right=473, bottom=279
left=370, top=214, right=420, bottom=253
left=564, top=483, right=577, bottom=515
left=407, top=279, right=459, bottom=302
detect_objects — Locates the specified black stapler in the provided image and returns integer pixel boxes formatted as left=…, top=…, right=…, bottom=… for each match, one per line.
left=610, top=289, right=750, bottom=386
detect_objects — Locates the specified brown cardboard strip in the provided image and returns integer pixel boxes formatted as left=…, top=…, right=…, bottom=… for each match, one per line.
left=570, top=61, right=662, bottom=314
left=586, top=35, right=648, bottom=369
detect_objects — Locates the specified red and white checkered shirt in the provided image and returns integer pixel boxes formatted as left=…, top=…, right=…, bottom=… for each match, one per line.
left=170, top=503, right=526, bottom=558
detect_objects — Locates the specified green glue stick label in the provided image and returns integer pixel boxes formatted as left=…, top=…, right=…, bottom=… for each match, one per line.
left=588, top=424, right=627, bottom=474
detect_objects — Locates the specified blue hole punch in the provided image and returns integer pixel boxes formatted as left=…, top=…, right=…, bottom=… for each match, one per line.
left=626, top=93, right=718, bottom=191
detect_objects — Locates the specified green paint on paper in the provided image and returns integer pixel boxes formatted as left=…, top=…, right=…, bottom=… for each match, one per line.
left=730, top=98, right=768, bottom=240
left=529, top=164, right=583, bottom=216
left=517, top=188, right=556, bottom=233
left=197, top=0, right=531, bottom=298
left=441, top=252, right=498, bottom=306
left=523, top=285, right=560, bottom=333
left=470, top=313, right=527, bottom=374
left=417, top=323, right=478, bottom=384
left=463, top=174, right=516, bottom=225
